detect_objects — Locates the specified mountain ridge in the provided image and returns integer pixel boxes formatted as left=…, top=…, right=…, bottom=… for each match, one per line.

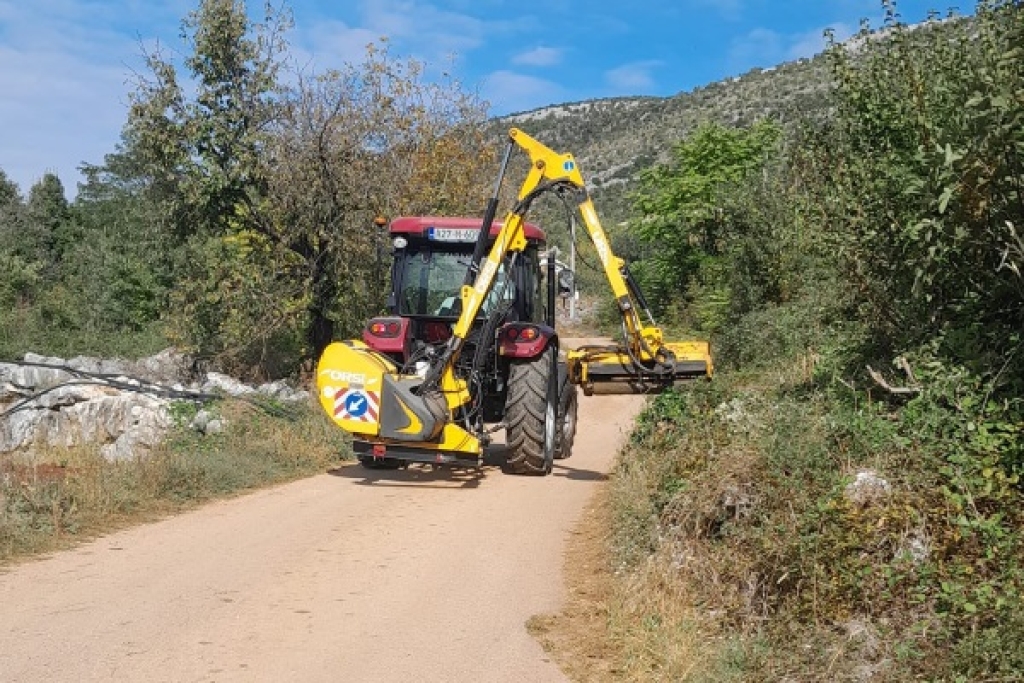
left=493, top=15, right=966, bottom=221
left=494, top=52, right=832, bottom=220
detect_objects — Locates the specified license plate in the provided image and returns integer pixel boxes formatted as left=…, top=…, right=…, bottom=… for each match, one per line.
left=428, top=227, right=478, bottom=243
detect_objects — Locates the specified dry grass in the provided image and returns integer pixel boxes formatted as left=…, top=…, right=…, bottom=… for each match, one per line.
left=528, top=491, right=623, bottom=682
left=600, top=394, right=765, bottom=682
left=0, top=399, right=348, bottom=565
left=531, top=365, right=892, bottom=681
left=529, top=480, right=727, bottom=682
left=608, top=549, right=719, bottom=681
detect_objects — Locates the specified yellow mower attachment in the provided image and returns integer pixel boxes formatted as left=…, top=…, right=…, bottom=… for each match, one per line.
left=496, top=128, right=713, bottom=396
left=567, top=339, right=712, bottom=394
left=316, top=341, right=482, bottom=461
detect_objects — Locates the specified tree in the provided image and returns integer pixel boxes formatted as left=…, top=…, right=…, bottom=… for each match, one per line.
left=263, top=40, right=494, bottom=358
left=0, top=170, right=39, bottom=311
left=25, top=173, right=76, bottom=273
left=0, top=168, right=20, bottom=207
left=127, top=0, right=286, bottom=241
left=822, top=0, right=1023, bottom=378
left=125, top=1, right=494, bottom=375
left=0, top=169, right=25, bottom=259
left=631, top=121, right=780, bottom=326
left=125, top=0, right=294, bottom=372
left=70, top=148, right=176, bottom=334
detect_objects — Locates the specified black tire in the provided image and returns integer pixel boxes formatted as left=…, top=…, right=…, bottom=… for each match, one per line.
left=358, top=456, right=404, bottom=470
left=555, top=381, right=578, bottom=460
left=504, top=347, right=556, bottom=475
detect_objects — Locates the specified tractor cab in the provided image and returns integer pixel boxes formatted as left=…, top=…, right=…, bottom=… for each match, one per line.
left=364, top=216, right=548, bottom=363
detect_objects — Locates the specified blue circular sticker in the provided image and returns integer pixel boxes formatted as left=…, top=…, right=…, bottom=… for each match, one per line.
left=345, top=392, right=369, bottom=418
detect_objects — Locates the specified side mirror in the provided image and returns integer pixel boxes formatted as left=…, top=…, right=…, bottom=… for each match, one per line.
left=557, top=269, right=575, bottom=298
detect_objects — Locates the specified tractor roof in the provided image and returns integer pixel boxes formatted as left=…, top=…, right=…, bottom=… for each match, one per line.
left=389, top=216, right=545, bottom=242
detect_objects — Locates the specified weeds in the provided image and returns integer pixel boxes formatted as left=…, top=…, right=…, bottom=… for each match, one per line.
left=605, top=352, right=1024, bottom=680
left=0, top=400, right=348, bottom=564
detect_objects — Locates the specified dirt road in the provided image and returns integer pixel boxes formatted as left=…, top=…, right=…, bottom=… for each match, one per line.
left=0, top=390, right=644, bottom=682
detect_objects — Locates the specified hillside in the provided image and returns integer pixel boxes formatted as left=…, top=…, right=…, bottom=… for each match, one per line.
left=495, top=16, right=966, bottom=223
left=497, top=54, right=831, bottom=221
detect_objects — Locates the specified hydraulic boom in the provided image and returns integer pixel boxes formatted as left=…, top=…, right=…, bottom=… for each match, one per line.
left=493, top=129, right=712, bottom=393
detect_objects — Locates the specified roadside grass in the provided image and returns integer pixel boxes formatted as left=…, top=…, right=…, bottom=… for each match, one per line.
left=527, top=494, right=623, bottom=683
left=588, top=353, right=1024, bottom=681
left=532, top=296, right=1024, bottom=680
left=0, top=399, right=349, bottom=565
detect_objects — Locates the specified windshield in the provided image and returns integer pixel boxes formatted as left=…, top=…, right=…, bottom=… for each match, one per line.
left=398, top=250, right=516, bottom=318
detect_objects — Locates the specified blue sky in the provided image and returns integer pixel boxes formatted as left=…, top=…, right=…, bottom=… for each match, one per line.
left=0, top=0, right=951, bottom=196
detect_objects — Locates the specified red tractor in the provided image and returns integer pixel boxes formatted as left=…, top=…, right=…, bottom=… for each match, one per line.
left=354, top=215, right=578, bottom=474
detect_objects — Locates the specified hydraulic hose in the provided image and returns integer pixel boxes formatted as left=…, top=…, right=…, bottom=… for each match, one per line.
left=465, top=139, right=515, bottom=287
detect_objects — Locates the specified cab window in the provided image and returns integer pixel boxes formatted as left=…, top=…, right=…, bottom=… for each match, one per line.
left=398, top=249, right=516, bottom=318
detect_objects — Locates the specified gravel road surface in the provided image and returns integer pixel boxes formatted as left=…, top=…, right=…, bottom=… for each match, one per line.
left=1, top=380, right=644, bottom=682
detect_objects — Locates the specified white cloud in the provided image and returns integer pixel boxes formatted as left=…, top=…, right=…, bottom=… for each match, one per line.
left=356, top=0, right=489, bottom=59
left=512, top=46, right=563, bottom=67
left=288, top=0, right=534, bottom=79
left=480, top=70, right=564, bottom=115
left=605, top=60, right=663, bottom=93
left=0, top=4, right=154, bottom=195
left=786, top=23, right=855, bottom=60
left=291, top=20, right=382, bottom=72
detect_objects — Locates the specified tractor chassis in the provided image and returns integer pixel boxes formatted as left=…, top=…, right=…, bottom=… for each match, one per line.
left=352, top=439, right=483, bottom=468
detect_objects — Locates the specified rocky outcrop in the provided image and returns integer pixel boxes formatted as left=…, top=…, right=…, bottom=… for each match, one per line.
left=0, top=350, right=310, bottom=459
left=844, top=469, right=893, bottom=506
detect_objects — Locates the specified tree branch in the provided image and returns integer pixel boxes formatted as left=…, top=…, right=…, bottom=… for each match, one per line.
left=866, top=361, right=921, bottom=396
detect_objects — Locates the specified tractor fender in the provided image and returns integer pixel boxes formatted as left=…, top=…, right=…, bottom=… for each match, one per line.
left=497, top=322, right=556, bottom=359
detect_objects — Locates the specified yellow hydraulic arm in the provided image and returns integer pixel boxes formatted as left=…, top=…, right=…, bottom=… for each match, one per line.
left=442, top=128, right=713, bottom=394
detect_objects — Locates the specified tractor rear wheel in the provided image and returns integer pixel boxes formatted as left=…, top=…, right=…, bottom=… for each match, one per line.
left=555, top=381, right=578, bottom=459
left=504, top=347, right=556, bottom=475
